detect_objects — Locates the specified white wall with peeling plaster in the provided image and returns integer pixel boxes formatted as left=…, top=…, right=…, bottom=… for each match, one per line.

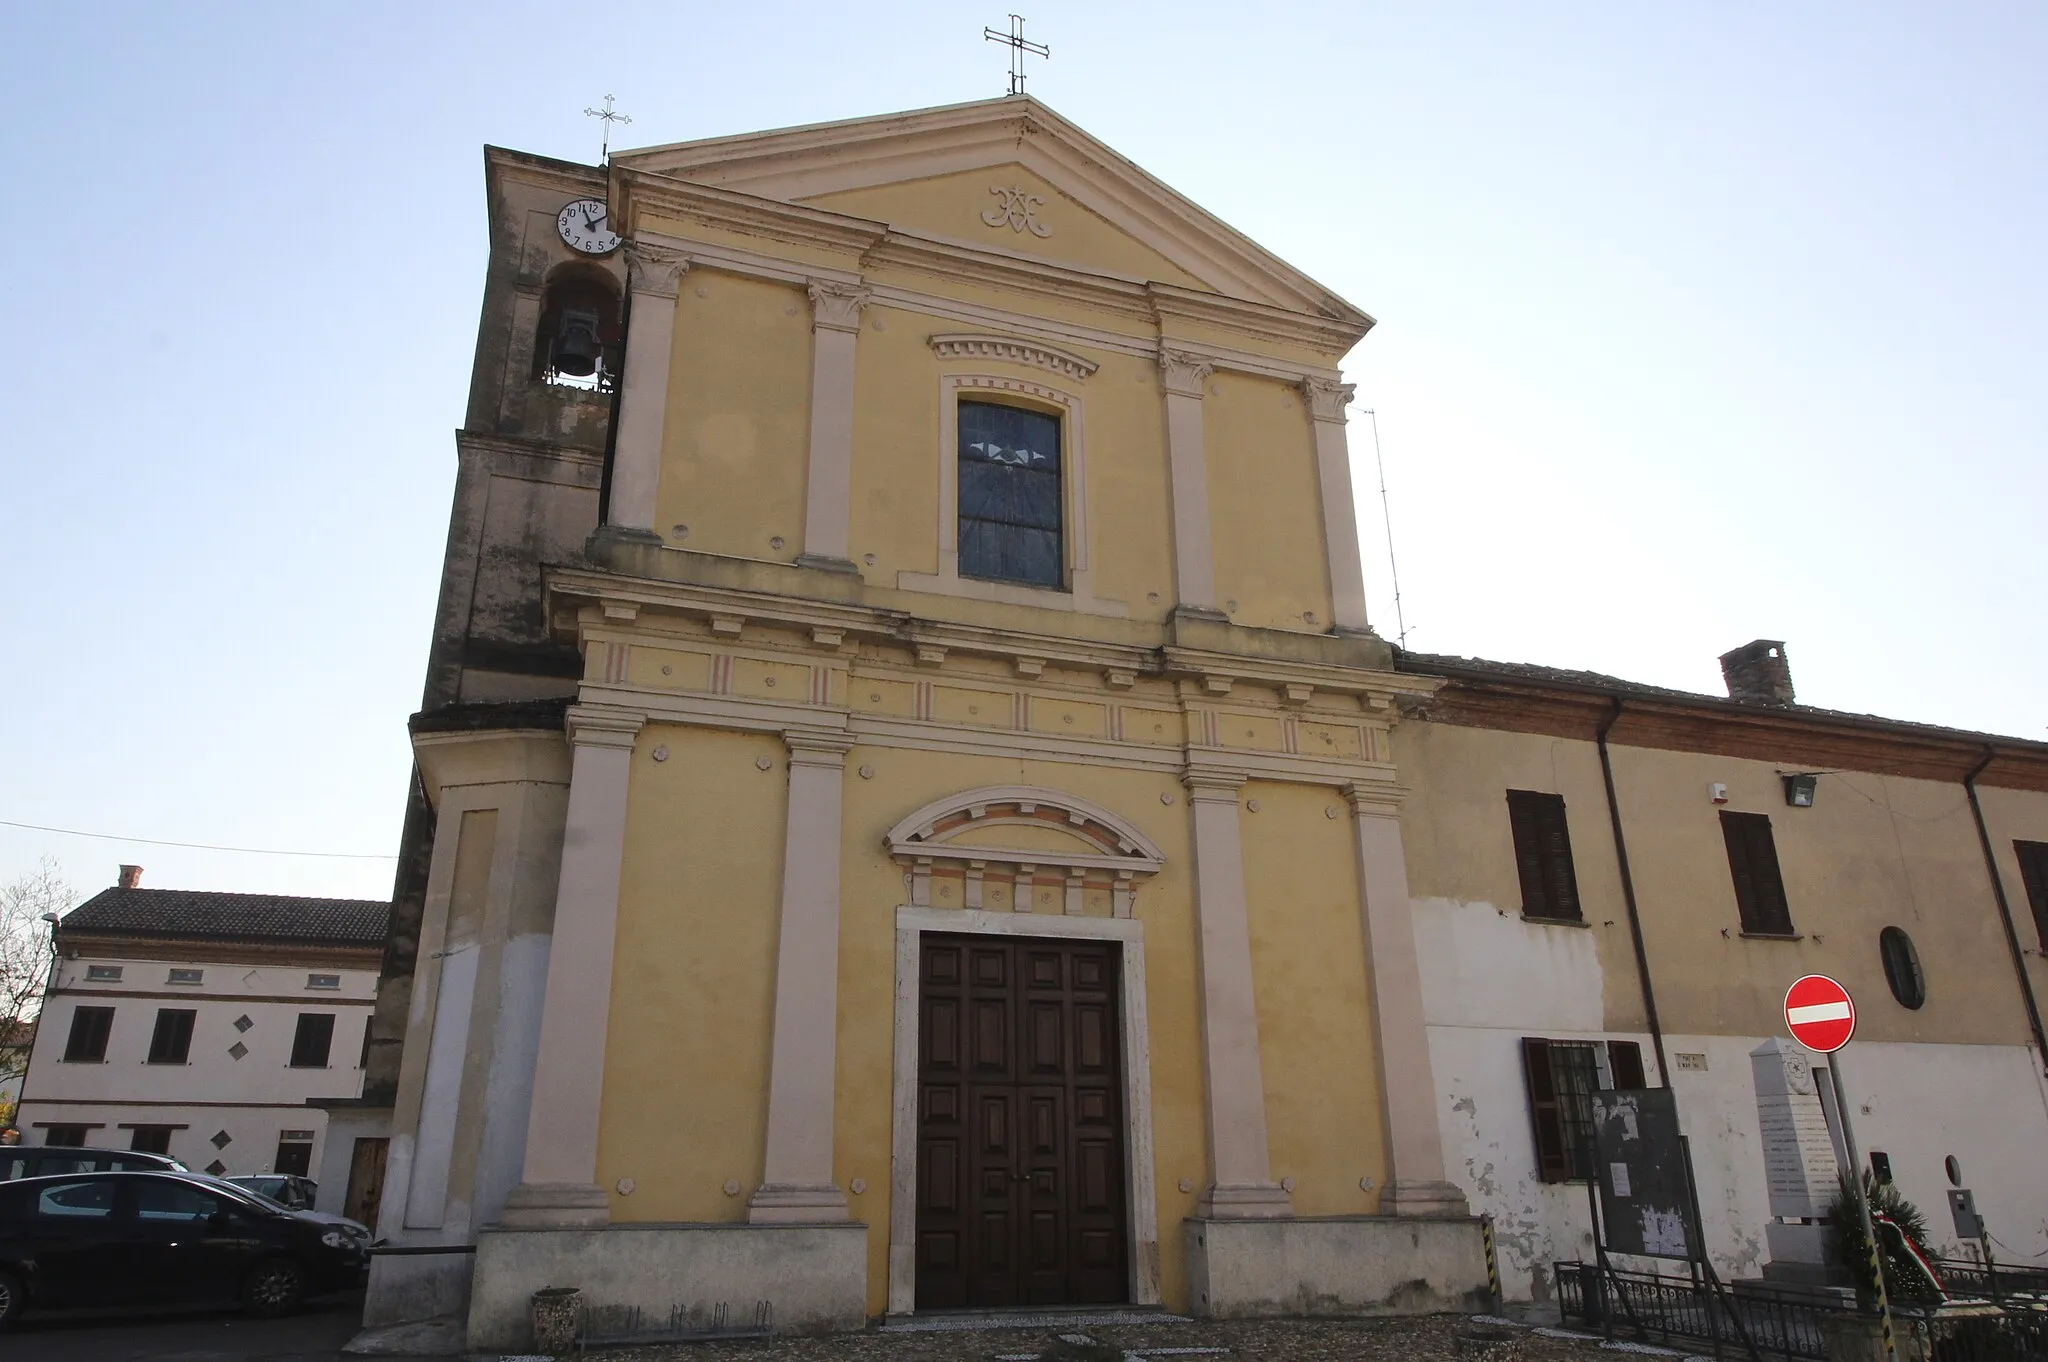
left=1416, top=889, right=2048, bottom=1299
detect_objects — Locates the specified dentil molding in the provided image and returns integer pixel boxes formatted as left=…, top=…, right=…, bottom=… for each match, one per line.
left=928, top=333, right=1098, bottom=382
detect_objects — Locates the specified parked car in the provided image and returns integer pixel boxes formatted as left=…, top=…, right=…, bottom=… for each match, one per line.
left=226, top=1173, right=317, bottom=1211
left=208, top=1174, right=371, bottom=1245
left=0, top=1147, right=186, bottom=1179
left=0, top=1170, right=369, bottom=1328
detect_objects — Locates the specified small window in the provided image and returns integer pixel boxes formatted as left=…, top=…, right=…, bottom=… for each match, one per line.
left=147, top=1009, right=196, bottom=1064
left=275, top=1134, right=314, bottom=1178
left=63, top=1006, right=115, bottom=1062
left=41, top=1126, right=91, bottom=1148
left=167, top=968, right=203, bottom=986
left=957, top=400, right=1063, bottom=588
left=306, top=973, right=341, bottom=990
left=1506, top=790, right=1583, bottom=921
left=1520, top=1038, right=1645, bottom=1182
left=1720, top=811, right=1794, bottom=935
left=35, top=1179, right=116, bottom=1219
left=85, top=964, right=123, bottom=983
left=289, top=1014, right=335, bottom=1068
left=2015, top=841, right=2048, bottom=952
left=1879, top=927, right=1925, bottom=1009
left=129, top=1126, right=176, bottom=1156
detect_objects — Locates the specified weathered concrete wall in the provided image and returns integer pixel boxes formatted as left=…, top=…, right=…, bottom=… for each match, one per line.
left=468, top=1223, right=868, bottom=1347
left=1183, top=1216, right=1489, bottom=1318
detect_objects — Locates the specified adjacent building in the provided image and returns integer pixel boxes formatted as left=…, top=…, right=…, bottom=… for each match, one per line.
left=13, top=867, right=390, bottom=1220
left=1395, top=644, right=2048, bottom=1298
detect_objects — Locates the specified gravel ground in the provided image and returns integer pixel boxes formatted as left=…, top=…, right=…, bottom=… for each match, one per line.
left=582, top=1313, right=1616, bottom=1362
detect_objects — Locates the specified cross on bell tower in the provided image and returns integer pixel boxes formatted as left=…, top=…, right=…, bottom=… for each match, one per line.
left=983, top=15, right=1049, bottom=96
left=584, top=94, right=632, bottom=161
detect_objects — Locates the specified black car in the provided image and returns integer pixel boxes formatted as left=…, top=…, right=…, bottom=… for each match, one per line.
left=0, top=1147, right=186, bottom=1179
left=0, top=1170, right=369, bottom=1327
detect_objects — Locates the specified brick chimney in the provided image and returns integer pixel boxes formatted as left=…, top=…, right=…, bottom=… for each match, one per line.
left=118, top=864, right=143, bottom=889
left=1719, top=640, right=1795, bottom=707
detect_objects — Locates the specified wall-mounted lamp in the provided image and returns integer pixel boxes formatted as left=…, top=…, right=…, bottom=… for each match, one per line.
left=1782, top=773, right=1820, bottom=808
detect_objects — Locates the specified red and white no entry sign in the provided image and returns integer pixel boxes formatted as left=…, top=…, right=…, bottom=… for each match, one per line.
left=1785, top=974, right=1857, bottom=1053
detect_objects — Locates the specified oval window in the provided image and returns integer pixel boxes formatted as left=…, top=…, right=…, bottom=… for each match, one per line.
left=1879, top=927, right=1925, bottom=1010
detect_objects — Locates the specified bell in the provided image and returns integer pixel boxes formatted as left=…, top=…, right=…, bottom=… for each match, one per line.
left=551, top=308, right=602, bottom=377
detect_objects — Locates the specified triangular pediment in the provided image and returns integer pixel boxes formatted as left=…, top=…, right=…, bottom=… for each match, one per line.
left=612, top=97, right=1366, bottom=323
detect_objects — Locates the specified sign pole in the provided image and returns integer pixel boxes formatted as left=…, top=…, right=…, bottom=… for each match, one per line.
left=1826, top=1050, right=1897, bottom=1362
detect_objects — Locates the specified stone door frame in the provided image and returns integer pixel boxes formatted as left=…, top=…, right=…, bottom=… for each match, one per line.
left=888, top=905, right=1159, bottom=1315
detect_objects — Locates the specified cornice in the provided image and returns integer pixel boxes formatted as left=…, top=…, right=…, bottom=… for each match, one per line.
left=1414, top=670, right=2048, bottom=793
left=484, top=145, right=606, bottom=202
left=1150, top=283, right=1369, bottom=355
left=53, top=936, right=384, bottom=968
left=614, top=166, right=889, bottom=258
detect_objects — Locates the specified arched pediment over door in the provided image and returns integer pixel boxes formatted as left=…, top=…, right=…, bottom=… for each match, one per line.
left=884, top=786, right=1166, bottom=918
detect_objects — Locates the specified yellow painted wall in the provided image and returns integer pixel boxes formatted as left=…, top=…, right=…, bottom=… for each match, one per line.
left=845, top=304, right=943, bottom=582
left=654, top=271, right=812, bottom=562
left=1203, top=371, right=1334, bottom=633
left=1978, top=783, right=2048, bottom=1005
left=599, top=724, right=787, bottom=1223
left=1240, top=779, right=1389, bottom=1214
left=803, top=163, right=1213, bottom=290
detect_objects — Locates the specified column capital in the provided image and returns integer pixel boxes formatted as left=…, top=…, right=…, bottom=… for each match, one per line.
left=1183, top=767, right=1248, bottom=802
left=1158, top=348, right=1216, bottom=399
left=625, top=243, right=689, bottom=298
left=565, top=706, right=646, bottom=750
left=807, top=280, right=871, bottom=334
left=1300, top=376, right=1356, bottom=424
left=1342, top=780, right=1410, bottom=818
left=783, top=728, right=856, bottom=766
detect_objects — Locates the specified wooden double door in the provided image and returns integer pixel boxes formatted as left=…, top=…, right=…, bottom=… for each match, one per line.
left=915, top=934, right=1129, bottom=1309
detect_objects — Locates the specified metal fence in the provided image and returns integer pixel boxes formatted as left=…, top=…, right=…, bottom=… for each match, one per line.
left=1554, top=1261, right=1838, bottom=1359
left=1555, top=1263, right=2048, bottom=1362
left=1936, top=1259, right=2048, bottom=1304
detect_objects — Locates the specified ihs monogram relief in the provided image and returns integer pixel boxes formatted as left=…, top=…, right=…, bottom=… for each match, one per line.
left=982, top=185, right=1053, bottom=238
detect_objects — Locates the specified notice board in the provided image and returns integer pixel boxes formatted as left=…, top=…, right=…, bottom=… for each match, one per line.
left=1590, top=1087, right=1694, bottom=1260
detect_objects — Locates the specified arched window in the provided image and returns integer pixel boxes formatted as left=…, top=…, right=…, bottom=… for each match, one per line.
left=532, top=268, right=622, bottom=392
left=1878, top=927, right=1925, bottom=1009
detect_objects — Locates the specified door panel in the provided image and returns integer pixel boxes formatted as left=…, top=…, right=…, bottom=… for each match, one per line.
left=915, top=934, right=1127, bottom=1309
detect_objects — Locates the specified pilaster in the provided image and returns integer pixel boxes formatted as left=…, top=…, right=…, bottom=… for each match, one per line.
left=796, top=282, right=870, bottom=574
left=1301, top=377, right=1371, bottom=634
left=1343, top=780, right=1469, bottom=1217
left=1183, top=768, right=1290, bottom=1219
left=499, top=707, right=644, bottom=1228
left=1159, top=349, right=1220, bottom=613
left=607, top=245, right=688, bottom=535
left=749, top=728, right=858, bottom=1222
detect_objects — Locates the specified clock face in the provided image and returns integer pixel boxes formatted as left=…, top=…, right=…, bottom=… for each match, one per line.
left=557, top=198, right=621, bottom=255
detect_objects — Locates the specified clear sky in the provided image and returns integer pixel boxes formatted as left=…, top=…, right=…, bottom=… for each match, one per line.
left=2, top=2, right=2042, bottom=904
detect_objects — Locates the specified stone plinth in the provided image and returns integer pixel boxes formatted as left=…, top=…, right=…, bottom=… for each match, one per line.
left=1183, top=1215, right=1489, bottom=1319
left=467, top=1222, right=868, bottom=1348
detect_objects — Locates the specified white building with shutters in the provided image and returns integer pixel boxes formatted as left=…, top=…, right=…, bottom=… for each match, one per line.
left=12, top=867, right=387, bottom=1216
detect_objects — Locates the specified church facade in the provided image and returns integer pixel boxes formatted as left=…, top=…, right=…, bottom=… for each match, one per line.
left=362, top=98, right=2048, bottom=1346
left=369, top=99, right=1485, bottom=1343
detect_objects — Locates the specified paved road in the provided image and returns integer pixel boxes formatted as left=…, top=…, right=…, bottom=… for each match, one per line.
left=1, top=1292, right=438, bottom=1362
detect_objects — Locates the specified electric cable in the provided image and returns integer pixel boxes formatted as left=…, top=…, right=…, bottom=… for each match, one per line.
left=0, top=818, right=396, bottom=860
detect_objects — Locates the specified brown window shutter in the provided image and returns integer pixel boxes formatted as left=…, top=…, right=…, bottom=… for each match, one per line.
left=1607, top=1040, right=1646, bottom=1090
left=1508, top=791, right=1582, bottom=920
left=1521, top=1037, right=1571, bottom=1183
left=1507, top=791, right=1552, bottom=916
left=1721, top=811, right=1793, bottom=934
left=2016, top=841, right=2048, bottom=952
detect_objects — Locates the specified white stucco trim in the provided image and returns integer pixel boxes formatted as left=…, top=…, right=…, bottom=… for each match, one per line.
left=887, top=905, right=1159, bottom=1315
left=896, top=373, right=1129, bottom=618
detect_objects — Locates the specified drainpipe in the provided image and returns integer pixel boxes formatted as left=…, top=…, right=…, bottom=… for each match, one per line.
left=1962, top=746, right=2048, bottom=1082
left=1597, top=697, right=1671, bottom=1086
